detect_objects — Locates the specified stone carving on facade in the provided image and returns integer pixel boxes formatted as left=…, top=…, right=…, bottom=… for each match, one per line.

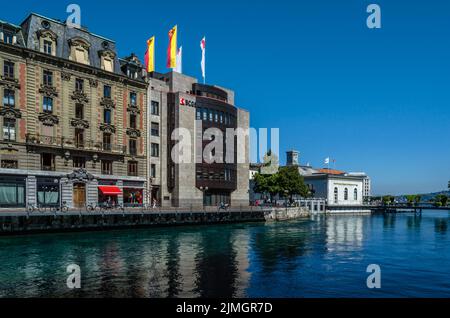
left=37, top=29, right=58, bottom=41
left=89, top=79, right=98, bottom=87
left=71, top=90, right=89, bottom=104
left=39, top=85, right=58, bottom=97
left=100, top=97, right=115, bottom=109
left=68, top=38, right=91, bottom=51
left=61, top=72, right=71, bottom=81
left=127, top=104, right=141, bottom=115
left=70, top=118, right=90, bottom=129
left=0, top=76, right=20, bottom=89
left=67, top=168, right=95, bottom=182
left=126, top=128, right=141, bottom=138
left=0, top=106, right=22, bottom=119
left=99, top=123, right=116, bottom=134
left=38, top=112, right=59, bottom=126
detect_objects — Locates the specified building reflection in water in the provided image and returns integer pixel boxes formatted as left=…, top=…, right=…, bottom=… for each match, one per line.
left=325, top=216, right=365, bottom=252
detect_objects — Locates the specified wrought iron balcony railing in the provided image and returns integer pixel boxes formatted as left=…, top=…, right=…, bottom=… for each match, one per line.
left=25, top=134, right=127, bottom=154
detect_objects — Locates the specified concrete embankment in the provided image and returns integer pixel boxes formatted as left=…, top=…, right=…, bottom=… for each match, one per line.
left=0, top=210, right=268, bottom=236
left=264, top=207, right=310, bottom=221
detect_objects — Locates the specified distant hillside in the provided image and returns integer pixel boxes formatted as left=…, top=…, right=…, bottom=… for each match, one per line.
left=396, top=191, right=450, bottom=202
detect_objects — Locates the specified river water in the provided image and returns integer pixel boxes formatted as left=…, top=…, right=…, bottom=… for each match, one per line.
left=0, top=210, right=449, bottom=298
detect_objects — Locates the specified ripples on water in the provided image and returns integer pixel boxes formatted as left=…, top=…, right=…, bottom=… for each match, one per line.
left=0, top=211, right=450, bottom=298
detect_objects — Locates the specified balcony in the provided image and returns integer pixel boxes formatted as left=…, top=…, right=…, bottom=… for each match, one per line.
left=25, top=134, right=127, bottom=155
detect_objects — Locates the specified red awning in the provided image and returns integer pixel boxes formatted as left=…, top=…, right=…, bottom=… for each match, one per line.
left=98, top=186, right=122, bottom=195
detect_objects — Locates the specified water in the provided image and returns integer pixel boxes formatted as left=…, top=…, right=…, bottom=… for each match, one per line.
left=0, top=210, right=450, bottom=298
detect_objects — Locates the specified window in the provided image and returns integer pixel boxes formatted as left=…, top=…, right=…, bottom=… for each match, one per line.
left=130, top=114, right=137, bottom=129
left=75, top=48, right=88, bottom=64
left=103, top=109, right=111, bottom=124
left=3, top=118, right=16, bottom=141
left=1, top=160, right=18, bottom=169
left=103, top=133, right=111, bottom=151
left=214, top=111, right=218, bottom=123
left=354, top=188, right=358, bottom=201
left=73, top=156, right=86, bottom=168
left=151, top=122, right=159, bottom=137
left=41, top=153, right=55, bottom=171
left=334, top=187, right=338, bottom=204
left=43, top=97, right=53, bottom=113
left=209, top=110, right=213, bottom=121
left=150, top=164, right=156, bottom=178
left=3, top=61, right=14, bottom=78
left=75, top=103, right=84, bottom=119
left=151, top=101, right=159, bottom=116
left=203, top=108, right=208, bottom=121
left=4, top=32, right=14, bottom=44
left=103, top=57, right=113, bottom=72
left=128, top=161, right=138, bottom=176
left=37, top=178, right=60, bottom=207
left=101, top=160, right=113, bottom=175
left=196, top=108, right=201, bottom=120
left=220, top=112, right=224, bottom=124
left=3, top=89, right=15, bottom=107
left=130, top=92, right=137, bottom=106
left=344, top=188, right=349, bottom=201
left=129, top=139, right=137, bottom=156
left=43, top=70, right=53, bottom=86
left=43, top=40, right=53, bottom=55
left=75, top=78, right=84, bottom=92
left=75, top=129, right=84, bottom=148
left=151, top=143, right=159, bottom=157
left=104, top=85, right=111, bottom=98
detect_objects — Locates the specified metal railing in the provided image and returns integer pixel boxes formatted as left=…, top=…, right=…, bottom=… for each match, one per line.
left=26, top=134, right=127, bottom=154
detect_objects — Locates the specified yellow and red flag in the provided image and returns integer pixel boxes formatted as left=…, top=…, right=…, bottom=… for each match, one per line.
left=145, top=36, right=155, bottom=73
left=167, top=25, right=177, bottom=69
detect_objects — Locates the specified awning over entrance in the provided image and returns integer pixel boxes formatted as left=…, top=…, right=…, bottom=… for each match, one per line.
left=98, top=186, right=122, bottom=195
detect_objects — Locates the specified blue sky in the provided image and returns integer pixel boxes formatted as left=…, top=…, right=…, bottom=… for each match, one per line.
left=2, top=0, right=450, bottom=195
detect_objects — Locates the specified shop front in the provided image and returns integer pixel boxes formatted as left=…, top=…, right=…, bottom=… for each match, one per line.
left=123, top=181, right=145, bottom=207
left=37, top=177, right=60, bottom=207
left=98, top=184, right=122, bottom=207
left=0, top=175, right=26, bottom=208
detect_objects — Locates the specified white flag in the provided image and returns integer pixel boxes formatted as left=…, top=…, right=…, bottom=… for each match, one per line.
left=200, top=37, right=206, bottom=82
left=324, top=158, right=330, bottom=165
left=175, top=46, right=182, bottom=73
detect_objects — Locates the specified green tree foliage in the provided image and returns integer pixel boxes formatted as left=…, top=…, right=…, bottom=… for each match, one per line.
left=434, top=194, right=449, bottom=207
left=382, top=195, right=395, bottom=205
left=277, top=166, right=309, bottom=200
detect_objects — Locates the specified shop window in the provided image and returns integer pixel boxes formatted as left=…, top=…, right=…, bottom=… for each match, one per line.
left=0, top=177, right=25, bottom=207
left=37, top=178, right=60, bottom=207
left=123, top=188, right=143, bottom=207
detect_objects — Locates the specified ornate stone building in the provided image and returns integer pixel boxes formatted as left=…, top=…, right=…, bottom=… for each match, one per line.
left=0, top=14, right=147, bottom=209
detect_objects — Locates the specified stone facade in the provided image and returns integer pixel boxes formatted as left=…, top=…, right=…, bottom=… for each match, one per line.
left=0, top=14, right=147, bottom=209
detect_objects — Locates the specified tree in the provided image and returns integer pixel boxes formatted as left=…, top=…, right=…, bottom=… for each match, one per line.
left=434, top=194, right=448, bottom=207
left=382, top=195, right=395, bottom=206
left=277, top=166, right=309, bottom=202
left=253, top=173, right=280, bottom=202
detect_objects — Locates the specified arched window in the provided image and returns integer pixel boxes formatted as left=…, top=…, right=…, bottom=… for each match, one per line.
left=344, top=188, right=348, bottom=201
left=334, top=187, right=338, bottom=203
left=37, top=30, right=58, bottom=56
left=354, top=188, right=358, bottom=201
left=68, top=38, right=90, bottom=65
